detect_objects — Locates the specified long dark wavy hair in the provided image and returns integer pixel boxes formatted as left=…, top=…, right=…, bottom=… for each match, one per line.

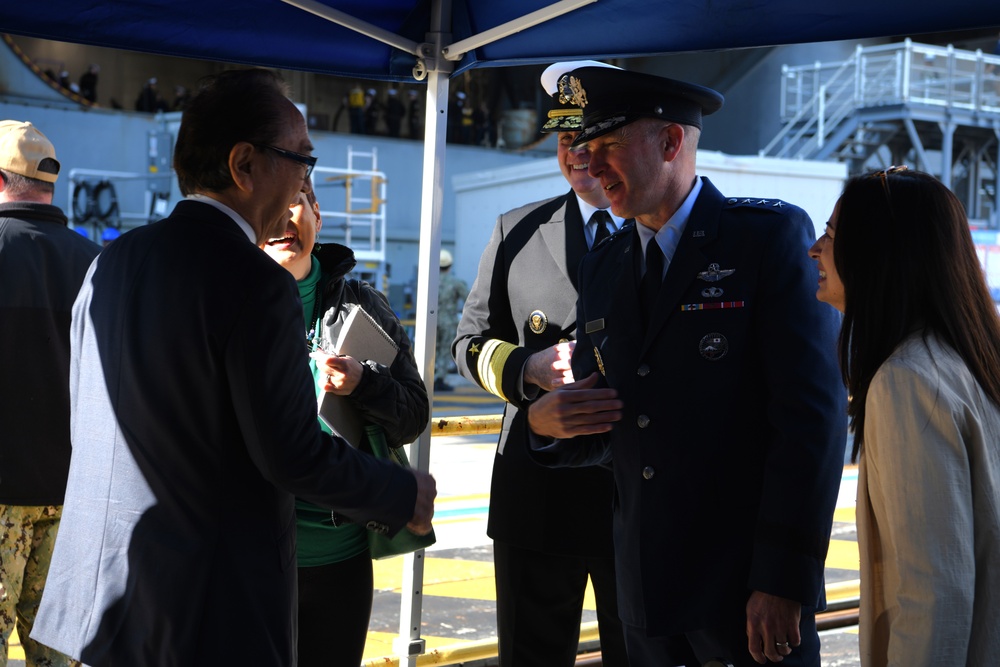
left=835, top=167, right=1000, bottom=461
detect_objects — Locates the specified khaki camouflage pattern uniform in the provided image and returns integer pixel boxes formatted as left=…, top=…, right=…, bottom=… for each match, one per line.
left=436, top=270, right=468, bottom=382
left=0, top=505, right=80, bottom=667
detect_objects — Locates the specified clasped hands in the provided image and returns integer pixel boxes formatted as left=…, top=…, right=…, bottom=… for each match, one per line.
left=522, top=341, right=622, bottom=438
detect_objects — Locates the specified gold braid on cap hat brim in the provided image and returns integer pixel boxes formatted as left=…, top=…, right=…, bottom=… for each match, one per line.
left=547, top=109, right=582, bottom=119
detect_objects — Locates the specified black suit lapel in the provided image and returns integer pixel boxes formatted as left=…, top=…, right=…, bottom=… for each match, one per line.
left=563, top=195, right=588, bottom=291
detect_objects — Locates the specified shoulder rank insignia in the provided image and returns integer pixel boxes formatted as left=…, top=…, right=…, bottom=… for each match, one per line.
left=726, top=197, right=789, bottom=209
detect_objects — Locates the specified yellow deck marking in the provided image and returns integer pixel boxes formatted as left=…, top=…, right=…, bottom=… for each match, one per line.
left=826, top=538, right=860, bottom=571
left=374, top=557, right=598, bottom=608
left=834, top=506, right=856, bottom=523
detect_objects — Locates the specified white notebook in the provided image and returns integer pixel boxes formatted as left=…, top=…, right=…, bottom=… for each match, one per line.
left=317, top=304, right=399, bottom=447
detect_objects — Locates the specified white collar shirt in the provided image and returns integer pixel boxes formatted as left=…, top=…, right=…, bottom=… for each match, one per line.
left=635, top=176, right=704, bottom=278
left=577, top=195, right=626, bottom=250
left=186, top=193, right=257, bottom=244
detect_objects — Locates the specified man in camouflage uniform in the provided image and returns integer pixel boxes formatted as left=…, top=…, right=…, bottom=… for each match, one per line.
left=0, top=120, right=99, bottom=667
left=1, top=508, right=71, bottom=666
left=435, top=249, right=467, bottom=391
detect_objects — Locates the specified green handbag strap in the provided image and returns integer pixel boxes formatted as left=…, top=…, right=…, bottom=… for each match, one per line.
left=364, top=424, right=409, bottom=467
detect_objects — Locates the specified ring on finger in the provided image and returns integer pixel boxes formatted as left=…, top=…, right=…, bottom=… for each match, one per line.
left=775, top=641, right=790, bottom=648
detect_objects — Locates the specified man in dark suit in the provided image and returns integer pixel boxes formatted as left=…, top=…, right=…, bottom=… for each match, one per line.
left=452, top=62, right=628, bottom=667
left=31, top=69, right=435, bottom=666
left=527, top=67, right=847, bottom=667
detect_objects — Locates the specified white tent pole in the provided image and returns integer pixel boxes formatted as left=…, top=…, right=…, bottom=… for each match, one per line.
left=394, top=59, right=446, bottom=667
left=395, top=2, right=452, bottom=665
left=281, top=0, right=422, bottom=55
left=443, top=0, right=597, bottom=60
left=276, top=2, right=596, bottom=664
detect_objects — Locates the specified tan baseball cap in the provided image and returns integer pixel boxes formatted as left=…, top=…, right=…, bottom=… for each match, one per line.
left=0, top=121, right=60, bottom=183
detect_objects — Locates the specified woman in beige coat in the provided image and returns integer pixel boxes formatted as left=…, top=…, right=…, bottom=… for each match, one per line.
left=809, top=167, right=1000, bottom=666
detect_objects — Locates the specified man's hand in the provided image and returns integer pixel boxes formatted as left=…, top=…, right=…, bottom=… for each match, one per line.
left=746, top=591, right=802, bottom=664
left=406, top=469, right=436, bottom=535
left=527, top=372, right=622, bottom=438
left=310, top=351, right=364, bottom=395
left=523, top=341, right=576, bottom=391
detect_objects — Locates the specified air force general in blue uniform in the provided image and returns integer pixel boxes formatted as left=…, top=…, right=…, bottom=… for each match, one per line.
left=527, top=67, right=847, bottom=667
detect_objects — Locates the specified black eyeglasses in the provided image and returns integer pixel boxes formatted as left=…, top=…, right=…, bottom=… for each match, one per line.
left=868, top=165, right=908, bottom=221
left=255, top=143, right=316, bottom=180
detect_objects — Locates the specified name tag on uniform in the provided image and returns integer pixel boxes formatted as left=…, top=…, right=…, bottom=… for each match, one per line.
left=585, top=318, right=605, bottom=334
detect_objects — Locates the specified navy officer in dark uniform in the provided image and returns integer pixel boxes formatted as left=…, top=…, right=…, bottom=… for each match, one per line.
left=527, top=67, right=847, bottom=667
left=453, top=61, right=628, bottom=667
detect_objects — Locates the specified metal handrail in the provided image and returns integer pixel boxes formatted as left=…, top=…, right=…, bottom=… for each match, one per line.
left=760, top=51, right=858, bottom=158
left=762, top=39, right=1000, bottom=161
left=431, top=413, right=503, bottom=435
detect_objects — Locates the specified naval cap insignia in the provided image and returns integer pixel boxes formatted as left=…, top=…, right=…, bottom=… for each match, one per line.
left=557, top=74, right=588, bottom=108
left=697, top=263, right=736, bottom=282
left=528, top=310, right=548, bottom=334
left=701, top=286, right=724, bottom=298
left=699, top=333, right=729, bottom=361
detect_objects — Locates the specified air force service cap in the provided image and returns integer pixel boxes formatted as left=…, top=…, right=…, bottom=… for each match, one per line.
left=539, top=60, right=619, bottom=133
left=564, top=67, right=724, bottom=145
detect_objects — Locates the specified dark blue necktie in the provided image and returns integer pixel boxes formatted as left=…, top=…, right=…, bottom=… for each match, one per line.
left=640, top=239, right=664, bottom=328
left=591, top=210, right=613, bottom=248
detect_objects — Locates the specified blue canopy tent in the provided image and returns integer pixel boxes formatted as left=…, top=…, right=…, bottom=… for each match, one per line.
left=1, top=1, right=999, bottom=77
left=3, top=1, right=1000, bottom=663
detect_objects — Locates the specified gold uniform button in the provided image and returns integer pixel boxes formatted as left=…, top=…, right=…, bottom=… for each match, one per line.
left=637, top=414, right=651, bottom=428
left=642, top=466, right=655, bottom=480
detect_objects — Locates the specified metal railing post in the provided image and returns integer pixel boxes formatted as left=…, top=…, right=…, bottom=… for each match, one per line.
left=817, top=84, right=826, bottom=150
left=900, top=39, right=910, bottom=104
left=946, top=43, right=955, bottom=109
